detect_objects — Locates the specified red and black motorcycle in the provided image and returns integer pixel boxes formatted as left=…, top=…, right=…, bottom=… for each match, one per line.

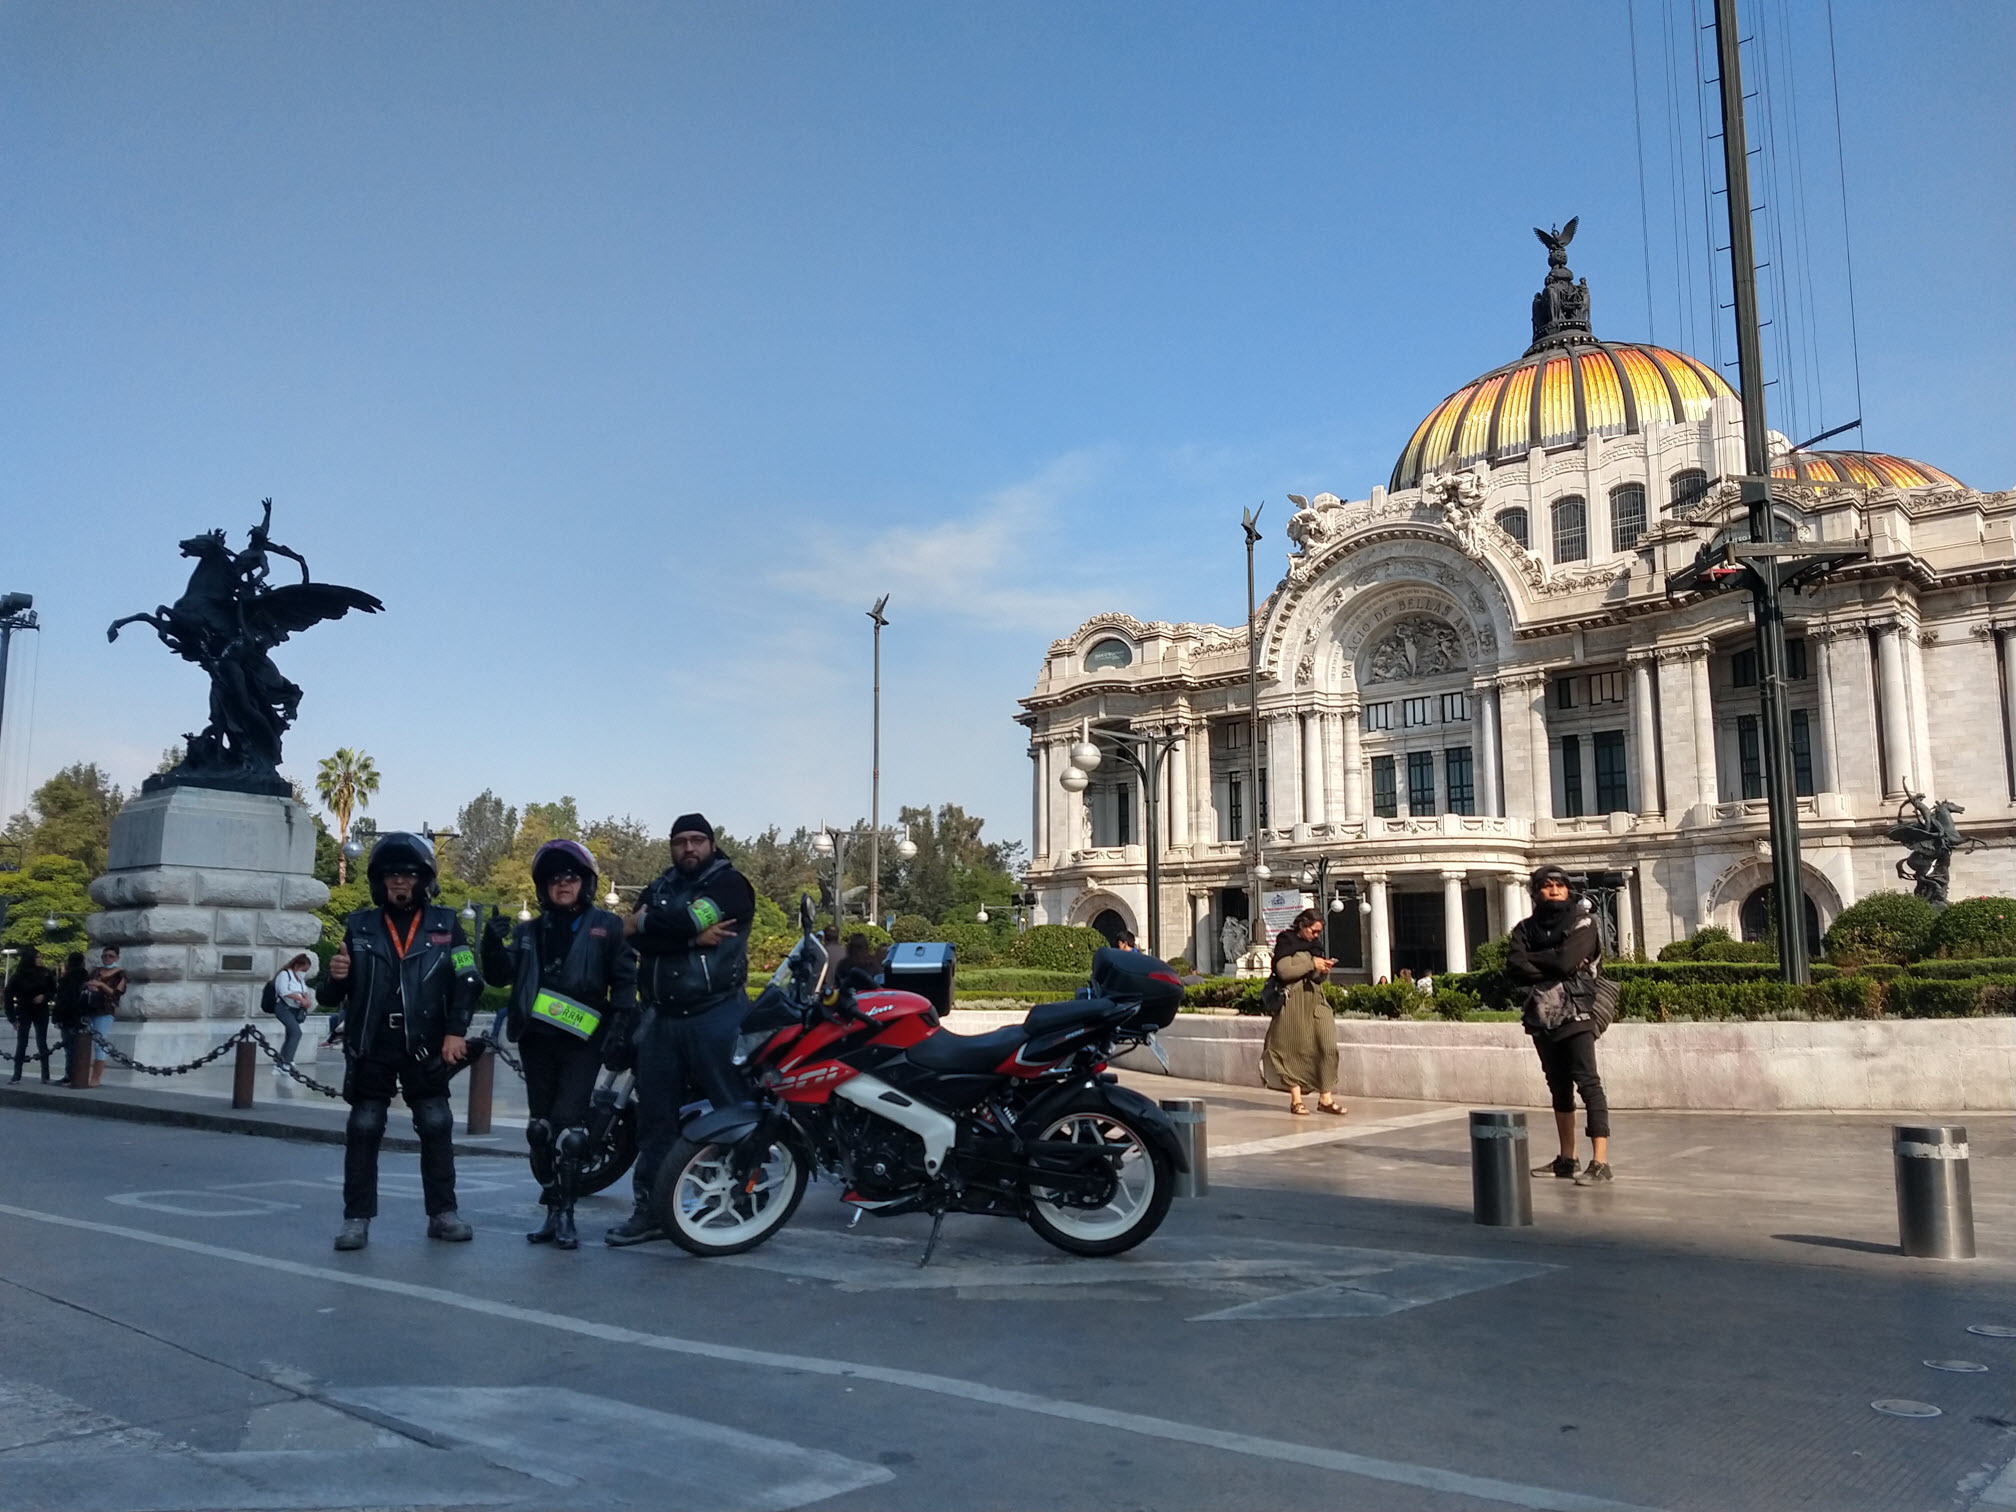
left=648, top=906, right=1187, bottom=1263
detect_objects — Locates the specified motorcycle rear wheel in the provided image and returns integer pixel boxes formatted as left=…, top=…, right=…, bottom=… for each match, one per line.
left=654, top=1133, right=808, bottom=1257
left=574, top=1105, right=637, bottom=1196
left=1023, top=1095, right=1174, bottom=1258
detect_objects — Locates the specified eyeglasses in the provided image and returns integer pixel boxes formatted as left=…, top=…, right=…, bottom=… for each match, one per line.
left=547, top=872, right=585, bottom=885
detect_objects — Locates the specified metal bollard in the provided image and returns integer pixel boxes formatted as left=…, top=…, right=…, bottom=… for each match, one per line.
left=466, top=1045, right=495, bottom=1136
left=1893, top=1124, right=1975, bottom=1259
left=1470, top=1110, right=1533, bottom=1227
left=231, top=1038, right=258, bottom=1109
left=69, top=1033, right=91, bottom=1088
left=1158, top=1098, right=1208, bottom=1198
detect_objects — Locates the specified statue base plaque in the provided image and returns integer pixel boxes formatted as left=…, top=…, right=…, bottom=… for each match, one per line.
left=87, top=787, right=330, bottom=1064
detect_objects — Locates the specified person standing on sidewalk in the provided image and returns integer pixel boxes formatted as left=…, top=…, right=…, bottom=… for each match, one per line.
left=82, top=947, right=127, bottom=1087
left=266, top=953, right=315, bottom=1076
left=53, top=952, right=89, bottom=1085
left=605, top=813, right=755, bottom=1247
left=482, top=839, right=638, bottom=1251
left=318, top=832, right=484, bottom=1251
left=1260, top=909, right=1345, bottom=1117
left=6, top=946, right=57, bottom=1084
left=1508, top=865, right=1613, bottom=1186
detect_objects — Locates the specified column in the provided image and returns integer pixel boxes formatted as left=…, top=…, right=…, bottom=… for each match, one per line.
left=1501, top=872, right=1527, bottom=934
left=1301, top=714, right=1327, bottom=826
left=1475, top=683, right=1501, bottom=817
left=1323, top=712, right=1346, bottom=823
left=1690, top=646, right=1715, bottom=804
left=1340, top=702, right=1365, bottom=822
left=1267, top=713, right=1301, bottom=832
left=1030, top=747, right=1046, bottom=859
left=1657, top=651, right=1704, bottom=812
left=1495, top=676, right=1533, bottom=819
left=1630, top=657, right=1660, bottom=818
left=1616, top=870, right=1637, bottom=958
left=1061, top=758, right=1087, bottom=857
left=1191, top=893, right=1214, bottom=974
left=1579, top=738, right=1599, bottom=817
left=1875, top=625, right=1912, bottom=795
left=1526, top=677, right=1552, bottom=819
left=1441, top=871, right=1468, bottom=974
left=1366, top=875, right=1392, bottom=981
left=2003, top=632, right=2016, bottom=800
left=1167, top=728, right=1191, bottom=848
left=1903, top=627, right=1937, bottom=798
left=1811, top=633, right=1840, bottom=794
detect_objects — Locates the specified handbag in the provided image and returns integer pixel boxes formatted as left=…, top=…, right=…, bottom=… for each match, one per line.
left=1546, top=969, right=1619, bottom=1041
left=1259, top=974, right=1285, bottom=1016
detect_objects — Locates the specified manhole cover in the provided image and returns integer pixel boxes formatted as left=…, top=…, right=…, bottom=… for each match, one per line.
left=1966, top=1324, right=2016, bottom=1339
left=1924, top=1360, right=1989, bottom=1373
left=1872, top=1400, right=1943, bottom=1418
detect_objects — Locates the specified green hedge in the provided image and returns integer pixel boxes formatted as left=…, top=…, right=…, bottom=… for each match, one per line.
left=953, top=968, right=1085, bottom=997
left=1921, top=898, right=2016, bottom=960
left=1009, top=925, right=1106, bottom=972
left=1901, top=957, right=2016, bottom=979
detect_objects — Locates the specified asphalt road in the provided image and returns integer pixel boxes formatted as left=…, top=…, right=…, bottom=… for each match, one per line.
left=2, top=1095, right=2011, bottom=1512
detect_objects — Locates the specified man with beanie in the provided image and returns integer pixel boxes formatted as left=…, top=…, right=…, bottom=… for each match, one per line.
left=319, top=832, right=484, bottom=1250
left=605, top=813, right=757, bottom=1246
left=482, top=838, right=638, bottom=1251
left=1507, top=865, right=1613, bottom=1185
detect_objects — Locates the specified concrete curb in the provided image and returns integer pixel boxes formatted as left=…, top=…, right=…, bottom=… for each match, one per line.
left=0, top=1081, right=523, bottom=1159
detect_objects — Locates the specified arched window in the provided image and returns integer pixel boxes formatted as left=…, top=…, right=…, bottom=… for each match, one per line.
left=1739, top=885, right=1821, bottom=958
left=1089, top=908, right=1127, bottom=945
left=1496, top=507, right=1529, bottom=549
left=1669, top=469, right=1709, bottom=515
left=1083, top=638, right=1133, bottom=672
left=1609, top=484, right=1647, bottom=551
left=1551, top=495, right=1587, bottom=563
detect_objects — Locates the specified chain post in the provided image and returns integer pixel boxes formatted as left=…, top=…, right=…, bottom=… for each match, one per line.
left=231, top=1035, right=258, bottom=1108
left=466, top=1044, right=495, bottom=1135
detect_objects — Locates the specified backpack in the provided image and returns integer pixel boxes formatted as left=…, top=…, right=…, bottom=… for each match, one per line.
left=259, top=977, right=279, bottom=1015
left=1259, top=972, right=1285, bottom=1016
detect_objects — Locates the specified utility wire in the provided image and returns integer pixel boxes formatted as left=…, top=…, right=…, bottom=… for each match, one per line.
left=1628, top=0, right=1659, bottom=343
left=1823, top=0, right=1868, bottom=448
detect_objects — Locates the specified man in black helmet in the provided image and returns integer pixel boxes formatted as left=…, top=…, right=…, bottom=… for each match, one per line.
left=1507, top=865, right=1613, bottom=1185
left=482, top=838, right=638, bottom=1250
left=318, top=832, right=485, bottom=1250
left=605, top=812, right=755, bottom=1246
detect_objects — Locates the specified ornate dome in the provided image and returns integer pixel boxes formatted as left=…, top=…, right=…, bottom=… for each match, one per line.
left=1771, top=450, right=1962, bottom=490
left=1390, top=219, right=1738, bottom=492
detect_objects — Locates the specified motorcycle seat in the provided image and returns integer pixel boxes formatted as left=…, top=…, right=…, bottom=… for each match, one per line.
left=1022, top=997, right=1132, bottom=1036
left=906, top=1024, right=1027, bottom=1073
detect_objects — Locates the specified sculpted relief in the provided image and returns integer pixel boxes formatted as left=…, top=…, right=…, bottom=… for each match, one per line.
left=1364, top=615, right=1465, bottom=684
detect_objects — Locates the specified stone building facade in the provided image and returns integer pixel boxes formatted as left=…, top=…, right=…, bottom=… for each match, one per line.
left=1017, top=237, right=2015, bottom=976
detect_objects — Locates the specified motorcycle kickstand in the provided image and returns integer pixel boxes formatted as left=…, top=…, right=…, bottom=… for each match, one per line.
left=917, top=1210, right=946, bottom=1268
left=847, top=1206, right=864, bottom=1230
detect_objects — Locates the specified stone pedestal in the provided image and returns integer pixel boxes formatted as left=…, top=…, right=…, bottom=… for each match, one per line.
left=87, top=788, right=329, bottom=1062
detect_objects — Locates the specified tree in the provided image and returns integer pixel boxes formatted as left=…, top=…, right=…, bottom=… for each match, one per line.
left=0, top=856, right=95, bottom=955
left=488, top=796, right=583, bottom=908
left=315, top=749, right=380, bottom=886
left=4, top=764, right=125, bottom=876
left=719, top=825, right=822, bottom=916
left=454, top=790, right=517, bottom=883
left=583, top=814, right=661, bottom=897
left=882, top=803, right=1019, bottom=926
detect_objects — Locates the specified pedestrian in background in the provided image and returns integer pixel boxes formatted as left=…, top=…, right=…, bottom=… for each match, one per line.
left=6, top=946, right=57, bottom=1084
left=54, top=951, right=89, bottom=1085
left=1508, top=865, right=1613, bottom=1185
left=83, top=947, right=127, bottom=1087
left=1260, top=909, right=1344, bottom=1118
left=267, top=952, right=315, bottom=1076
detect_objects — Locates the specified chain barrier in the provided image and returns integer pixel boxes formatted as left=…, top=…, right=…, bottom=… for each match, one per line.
left=475, top=1034, right=526, bottom=1080
left=235, top=1025, right=344, bottom=1098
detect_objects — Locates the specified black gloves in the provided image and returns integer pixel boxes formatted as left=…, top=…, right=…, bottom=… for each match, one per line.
left=601, top=1021, right=635, bottom=1074
left=484, top=912, right=514, bottom=946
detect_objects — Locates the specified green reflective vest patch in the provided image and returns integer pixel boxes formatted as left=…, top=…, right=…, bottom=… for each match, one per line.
left=687, top=898, right=723, bottom=932
left=529, top=990, right=602, bottom=1041
left=451, top=947, right=476, bottom=974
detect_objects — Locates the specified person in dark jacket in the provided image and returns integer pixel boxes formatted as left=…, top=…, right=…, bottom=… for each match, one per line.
left=6, top=946, right=58, bottom=1084
left=1506, top=865, right=1612, bottom=1185
left=605, top=812, right=756, bottom=1246
left=318, top=832, right=484, bottom=1250
left=483, top=838, right=638, bottom=1250
left=53, top=951, right=89, bottom=1085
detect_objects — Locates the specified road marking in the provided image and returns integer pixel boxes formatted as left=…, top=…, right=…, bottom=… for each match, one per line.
left=0, top=1201, right=1658, bottom=1512
left=1211, top=1106, right=1471, bottom=1158
left=106, top=1190, right=302, bottom=1218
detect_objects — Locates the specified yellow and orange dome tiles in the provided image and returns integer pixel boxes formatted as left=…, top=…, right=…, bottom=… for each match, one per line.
left=1769, top=451, right=1961, bottom=490
left=1390, top=341, right=1737, bottom=493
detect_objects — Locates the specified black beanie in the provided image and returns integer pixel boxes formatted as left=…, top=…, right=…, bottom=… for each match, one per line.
left=670, top=813, right=714, bottom=841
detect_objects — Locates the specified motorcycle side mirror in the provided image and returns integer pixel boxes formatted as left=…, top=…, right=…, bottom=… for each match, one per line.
left=798, top=893, right=816, bottom=932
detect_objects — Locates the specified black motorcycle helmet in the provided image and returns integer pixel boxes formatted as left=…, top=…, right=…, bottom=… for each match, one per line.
left=531, top=839, right=599, bottom=908
left=1527, top=865, right=1574, bottom=900
left=366, top=831, right=439, bottom=907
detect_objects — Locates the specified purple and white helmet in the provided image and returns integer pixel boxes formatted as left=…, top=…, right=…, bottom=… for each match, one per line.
left=531, top=838, right=599, bottom=896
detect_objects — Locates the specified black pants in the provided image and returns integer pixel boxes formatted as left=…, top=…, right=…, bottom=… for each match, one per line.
left=521, top=1030, right=601, bottom=1203
left=1532, top=1028, right=1610, bottom=1139
left=632, top=996, right=747, bottom=1202
left=341, top=1046, right=458, bottom=1220
left=11, top=1010, right=50, bottom=1078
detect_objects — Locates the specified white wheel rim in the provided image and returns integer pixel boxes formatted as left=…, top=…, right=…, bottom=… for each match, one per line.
left=672, top=1141, right=796, bottom=1245
left=1029, top=1112, right=1154, bottom=1240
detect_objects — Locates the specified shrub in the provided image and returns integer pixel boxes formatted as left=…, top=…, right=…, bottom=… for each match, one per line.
left=888, top=914, right=935, bottom=944
left=1921, top=897, right=2016, bottom=961
left=1886, top=973, right=2016, bottom=1018
left=1823, top=891, right=1937, bottom=965
left=933, top=921, right=999, bottom=966
left=952, top=968, right=1086, bottom=997
left=1010, top=924, right=1106, bottom=972
left=1903, top=957, right=2016, bottom=979
left=1165, top=955, right=1193, bottom=975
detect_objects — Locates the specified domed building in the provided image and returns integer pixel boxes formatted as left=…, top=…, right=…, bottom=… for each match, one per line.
left=1017, top=229, right=2015, bottom=974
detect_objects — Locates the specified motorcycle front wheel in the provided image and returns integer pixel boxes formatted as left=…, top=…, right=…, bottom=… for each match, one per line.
left=1024, top=1094, right=1174, bottom=1258
left=653, top=1133, right=808, bottom=1258
left=573, top=1105, right=637, bottom=1196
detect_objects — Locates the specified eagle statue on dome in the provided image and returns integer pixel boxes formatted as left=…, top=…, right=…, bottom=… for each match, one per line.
left=1530, top=217, right=1592, bottom=349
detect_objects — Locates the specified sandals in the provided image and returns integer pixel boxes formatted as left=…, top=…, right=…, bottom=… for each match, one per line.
left=1289, top=1098, right=1311, bottom=1116
left=1315, top=1100, right=1346, bottom=1116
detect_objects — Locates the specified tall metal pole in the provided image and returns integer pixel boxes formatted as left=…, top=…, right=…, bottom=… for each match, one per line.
left=1714, top=0, right=1809, bottom=983
left=1142, top=740, right=1162, bottom=958
left=867, top=595, right=889, bottom=926
left=1241, top=507, right=1265, bottom=881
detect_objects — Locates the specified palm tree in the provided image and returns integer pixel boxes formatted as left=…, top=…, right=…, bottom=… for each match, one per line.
left=316, top=748, right=380, bottom=886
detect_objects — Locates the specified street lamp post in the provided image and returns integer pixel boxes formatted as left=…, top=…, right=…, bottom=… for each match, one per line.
left=1240, top=505, right=1268, bottom=894
left=817, top=820, right=914, bottom=932
left=1060, top=722, right=1183, bottom=958
left=0, top=594, right=40, bottom=811
left=867, top=594, right=890, bottom=924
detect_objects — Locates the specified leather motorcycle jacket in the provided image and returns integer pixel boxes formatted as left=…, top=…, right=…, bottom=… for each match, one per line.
left=483, top=905, right=638, bottom=1048
left=632, top=854, right=754, bottom=1013
left=317, top=904, right=482, bottom=1059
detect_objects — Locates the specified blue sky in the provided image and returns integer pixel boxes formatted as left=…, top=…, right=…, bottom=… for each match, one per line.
left=2, top=2, right=2009, bottom=860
